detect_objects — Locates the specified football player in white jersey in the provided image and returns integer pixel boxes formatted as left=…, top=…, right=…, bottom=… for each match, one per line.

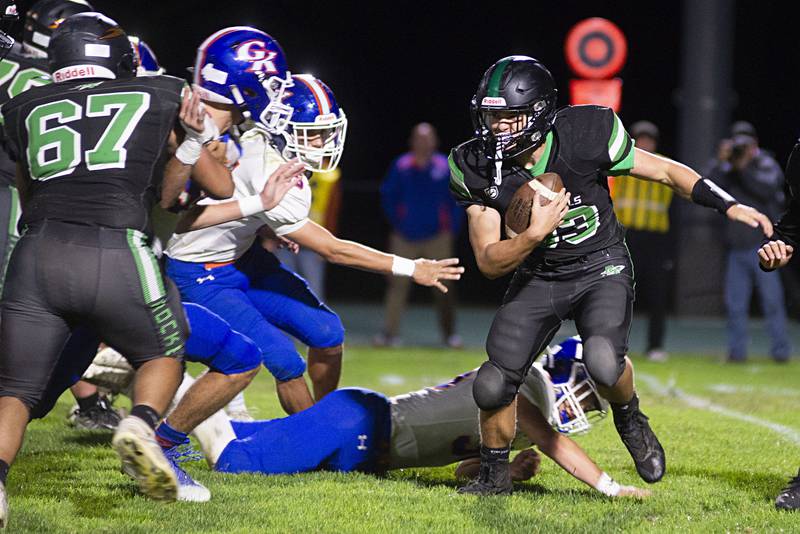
left=148, top=27, right=462, bottom=503
left=183, top=336, right=649, bottom=499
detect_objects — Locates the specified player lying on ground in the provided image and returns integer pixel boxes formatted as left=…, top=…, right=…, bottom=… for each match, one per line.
left=756, top=139, right=800, bottom=511
left=173, top=336, right=648, bottom=498
left=449, top=55, right=773, bottom=496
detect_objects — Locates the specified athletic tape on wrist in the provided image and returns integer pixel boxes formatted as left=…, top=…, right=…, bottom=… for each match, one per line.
left=238, top=195, right=264, bottom=217
left=391, top=256, right=416, bottom=277
left=595, top=472, right=621, bottom=497
left=174, top=138, right=203, bottom=165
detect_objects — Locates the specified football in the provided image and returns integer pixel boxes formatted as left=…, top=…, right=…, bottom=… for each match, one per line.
left=504, top=172, right=565, bottom=237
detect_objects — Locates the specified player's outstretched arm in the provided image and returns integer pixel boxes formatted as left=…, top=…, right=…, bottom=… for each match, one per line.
left=161, top=89, right=234, bottom=208
left=516, top=395, right=651, bottom=498
left=173, top=160, right=306, bottom=233
left=284, top=221, right=464, bottom=293
left=629, top=148, right=773, bottom=237
left=466, top=190, right=569, bottom=279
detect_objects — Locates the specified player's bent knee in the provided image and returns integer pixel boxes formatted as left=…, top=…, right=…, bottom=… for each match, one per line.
left=264, top=350, right=307, bottom=383
left=473, top=361, right=518, bottom=411
left=582, top=335, right=625, bottom=388
left=307, top=311, right=345, bottom=349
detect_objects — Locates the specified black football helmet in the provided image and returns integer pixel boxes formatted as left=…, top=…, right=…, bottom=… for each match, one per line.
left=48, top=12, right=135, bottom=82
left=471, top=55, right=558, bottom=161
left=1, top=1, right=18, bottom=61
left=22, top=0, right=93, bottom=57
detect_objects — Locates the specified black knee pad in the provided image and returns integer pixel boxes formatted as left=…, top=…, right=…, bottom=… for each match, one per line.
left=473, top=361, right=518, bottom=411
left=582, top=336, right=625, bottom=388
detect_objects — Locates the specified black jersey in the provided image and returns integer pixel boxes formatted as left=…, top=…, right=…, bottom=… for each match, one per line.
left=0, top=46, right=50, bottom=187
left=1, top=74, right=183, bottom=232
left=449, top=105, right=635, bottom=262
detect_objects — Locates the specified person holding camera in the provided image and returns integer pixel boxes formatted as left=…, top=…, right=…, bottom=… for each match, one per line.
left=707, top=121, right=790, bottom=363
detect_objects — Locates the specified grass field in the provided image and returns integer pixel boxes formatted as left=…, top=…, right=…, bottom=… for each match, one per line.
left=5, top=346, right=800, bottom=533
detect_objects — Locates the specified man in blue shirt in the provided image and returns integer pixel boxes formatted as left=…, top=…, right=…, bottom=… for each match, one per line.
left=377, top=123, right=464, bottom=347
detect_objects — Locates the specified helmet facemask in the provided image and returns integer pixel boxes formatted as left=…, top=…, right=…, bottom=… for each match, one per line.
left=472, top=95, right=556, bottom=161
left=538, top=339, right=609, bottom=435
left=285, top=110, right=347, bottom=172
left=257, top=73, right=294, bottom=134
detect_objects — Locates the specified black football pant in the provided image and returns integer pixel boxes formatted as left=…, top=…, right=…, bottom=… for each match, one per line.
left=0, top=220, right=187, bottom=417
left=486, top=243, right=635, bottom=390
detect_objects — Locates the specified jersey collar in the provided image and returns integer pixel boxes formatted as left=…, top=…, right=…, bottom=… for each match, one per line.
left=526, top=130, right=553, bottom=177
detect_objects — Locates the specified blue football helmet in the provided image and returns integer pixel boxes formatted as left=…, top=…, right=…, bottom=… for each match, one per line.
left=531, top=336, right=609, bottom=435
left=192, top=26, right=293, bottom=133
left=129, top=36, right=163, bottom=76
left=282, top=74, right=347, bottom=172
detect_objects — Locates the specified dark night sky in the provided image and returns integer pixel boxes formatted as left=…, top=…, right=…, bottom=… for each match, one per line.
left=10, top=1, right=798, bottom=303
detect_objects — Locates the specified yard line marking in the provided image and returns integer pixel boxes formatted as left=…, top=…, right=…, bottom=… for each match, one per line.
left=706, top=383, right=800, bottom=396
left=638, top=373, right=800, bottom=446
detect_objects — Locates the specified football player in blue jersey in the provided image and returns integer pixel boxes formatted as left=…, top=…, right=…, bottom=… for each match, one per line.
left=179, top=337, right=649, bottom=499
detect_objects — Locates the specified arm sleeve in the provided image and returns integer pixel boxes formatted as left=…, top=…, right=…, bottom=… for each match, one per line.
left=448, top=149, right=482, bottom=208
left=599, top=109, right=635, bottom=175
left=771, top=144, right=800, bottom=247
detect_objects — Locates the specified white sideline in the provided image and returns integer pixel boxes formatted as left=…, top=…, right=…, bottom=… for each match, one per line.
left=638, top=373, right=800, bottom=447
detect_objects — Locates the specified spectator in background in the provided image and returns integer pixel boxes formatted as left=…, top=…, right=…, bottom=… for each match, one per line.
left=375, top=123, right=463, bottom=348
left=707, top=121, right=790, bottom=363
left=275, top=167, right=342, bottom=299
left=611, top=121, right=674, bottom=362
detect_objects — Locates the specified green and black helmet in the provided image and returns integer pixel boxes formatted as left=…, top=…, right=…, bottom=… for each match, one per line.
left=471, top=55, right=558, bottom=161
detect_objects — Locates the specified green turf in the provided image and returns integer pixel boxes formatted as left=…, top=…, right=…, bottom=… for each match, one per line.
left=5, top=349, right=800, bottom=533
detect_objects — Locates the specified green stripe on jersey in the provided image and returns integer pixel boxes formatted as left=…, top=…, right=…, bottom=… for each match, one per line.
left=487, top=59, right=511, bottom=98
left=607, top=112, right=631, bottom=164
left=527, top=131, right=553, bottom=177
left=448, top=152, right=471, bottom=200
left=126, top=229, right=166, bottom=304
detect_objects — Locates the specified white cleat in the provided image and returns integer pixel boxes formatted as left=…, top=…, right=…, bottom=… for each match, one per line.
left=0, top=481, right=8, bottom=529
left=112, top=416, right=178, bottom=502
left=162, top=445, right=212, bottom=502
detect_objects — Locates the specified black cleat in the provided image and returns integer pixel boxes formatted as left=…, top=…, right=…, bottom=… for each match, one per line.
left=458, top=461, right=512, bottom=496
left=613, top=395, right=665, bottom=483
left=776, top=470, right=800, bottom=511
left=70, top=395, right=122, bottom=431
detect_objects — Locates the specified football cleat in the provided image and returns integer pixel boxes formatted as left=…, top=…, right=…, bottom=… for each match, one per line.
left=69, top=395, right=122, bottom=431
left=457, top=461, right=512, bottom=496
left=775, top=470, right=800, bottom=511
left=112, top=416, right=177, bottom=502
left=612, top=395, right=665, bottom=483
left=0, top=480, right=7, bottom=529
left=163, top=445, right=211, bottom=502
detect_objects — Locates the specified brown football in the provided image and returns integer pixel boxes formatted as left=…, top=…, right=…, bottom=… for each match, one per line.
left=504, top=172, right=565, bottom=238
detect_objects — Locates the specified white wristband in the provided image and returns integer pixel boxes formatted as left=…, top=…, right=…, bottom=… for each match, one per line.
left=176, top=115, right=220, bottom=165
left=391, top=256, right=416, bottom=277
left=238, top=195, right=265, bottom=217
left=595, top=472, right=621, bottom=497
left=175, top=138, right=203, bottom=165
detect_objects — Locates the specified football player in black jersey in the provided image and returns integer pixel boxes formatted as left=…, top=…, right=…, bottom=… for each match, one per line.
left=757, top=140, right=800, bottom=511
left=0, top=12, right=233, bottom=519
left=451, top=56, right=773, bottom=496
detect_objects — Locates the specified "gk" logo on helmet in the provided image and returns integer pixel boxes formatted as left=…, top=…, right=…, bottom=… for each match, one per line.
left=235, top=40, right=279, bottom=75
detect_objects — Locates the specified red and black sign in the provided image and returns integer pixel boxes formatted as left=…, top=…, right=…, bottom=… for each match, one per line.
left=565, top=18, right=627, bottom=80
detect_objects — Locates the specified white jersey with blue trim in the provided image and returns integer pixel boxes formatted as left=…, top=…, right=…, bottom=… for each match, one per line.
left=165, top=128, right=311, bottom=263
left=388, top=367, right=545, bottom=469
